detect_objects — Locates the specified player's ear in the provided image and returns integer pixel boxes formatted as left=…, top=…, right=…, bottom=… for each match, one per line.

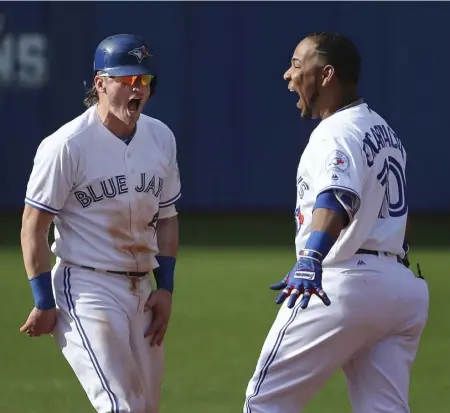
left=94, top=75, right=105, bottom=94
left=321, top=65, right=334, bottom=87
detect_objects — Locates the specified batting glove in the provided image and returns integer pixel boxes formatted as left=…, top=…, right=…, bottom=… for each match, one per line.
left=270, top=249, right=331, bottom=309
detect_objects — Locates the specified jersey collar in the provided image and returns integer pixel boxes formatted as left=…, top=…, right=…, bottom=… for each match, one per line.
left=335, top=97, right=365, bottom=114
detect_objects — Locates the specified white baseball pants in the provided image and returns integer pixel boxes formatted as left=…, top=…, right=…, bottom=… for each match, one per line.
left=51, top=264, right=164, bottom=413
left=244, top=253, right=429, bottom=413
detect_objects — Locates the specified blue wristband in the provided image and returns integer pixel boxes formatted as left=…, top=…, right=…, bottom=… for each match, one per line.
left=304, top=231, right=335, bottom=262
left=29, top=271, right=56, bottom=310
left=153, top=256, right=176, bottom=293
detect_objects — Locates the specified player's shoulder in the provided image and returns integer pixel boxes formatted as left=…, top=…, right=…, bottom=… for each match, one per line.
left=138, top=113, right=175, bottom=139
left=137, top=113, right=177, bottom=154
left=37, top=106, right=98, bottom=154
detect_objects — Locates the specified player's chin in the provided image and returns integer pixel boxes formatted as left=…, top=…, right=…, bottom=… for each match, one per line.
left=300, top=105, right=313, bottom=120
left=297, top=100, right=307, bottom=117
left=297, top=97, right=307, bottom=114
left=124, top=108, right=142, bottom=124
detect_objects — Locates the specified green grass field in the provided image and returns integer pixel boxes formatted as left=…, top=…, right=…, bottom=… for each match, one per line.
left=0, top=211, right=448, bottom=413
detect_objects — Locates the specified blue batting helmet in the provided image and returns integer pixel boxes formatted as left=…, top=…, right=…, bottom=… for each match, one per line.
left=93, top=34, right=155, bottom=76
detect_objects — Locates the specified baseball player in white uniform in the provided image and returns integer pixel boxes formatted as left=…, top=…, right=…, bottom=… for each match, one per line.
left=19, top=34, right=180, bottom=413
left=244, top=32, right=429, bottom=412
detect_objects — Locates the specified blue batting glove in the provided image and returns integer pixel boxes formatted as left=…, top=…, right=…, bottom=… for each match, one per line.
left=273, top=249, right=331, bottom=309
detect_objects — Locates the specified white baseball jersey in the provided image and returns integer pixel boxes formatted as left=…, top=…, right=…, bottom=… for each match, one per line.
left=25, top=105, right=181, bottom=272
left=294, top=100, right=408, bottom=265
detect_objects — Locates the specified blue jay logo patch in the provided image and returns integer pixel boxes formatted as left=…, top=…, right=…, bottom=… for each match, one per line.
left=325, top=150, right=350, bottom=174
left=128, top=46, right=151, bottom=63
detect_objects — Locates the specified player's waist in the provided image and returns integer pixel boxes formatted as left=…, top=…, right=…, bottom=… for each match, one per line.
left=81, top=265, right=149, bottom=278
left=58, top=260, right=150, bottom=278
left=355, top=248, right=403, bottom=264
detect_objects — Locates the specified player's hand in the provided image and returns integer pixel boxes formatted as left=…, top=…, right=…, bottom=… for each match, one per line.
left=272, top=250, right=331, bottom=309
left=144, top=289, right=172, bottom=347
left=20, top=307, right=57, bottom=337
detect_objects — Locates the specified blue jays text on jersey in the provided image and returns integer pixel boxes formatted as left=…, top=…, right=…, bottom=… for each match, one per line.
left=74, top=172, right=164, bottom=208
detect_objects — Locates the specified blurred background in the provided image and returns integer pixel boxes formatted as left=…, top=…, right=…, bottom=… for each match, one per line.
left=1, top=2, right=448, bottom=413
left=2, top=1, right=450, bottom=215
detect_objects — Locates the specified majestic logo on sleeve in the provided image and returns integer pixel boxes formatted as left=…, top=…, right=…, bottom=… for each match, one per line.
left=325, top=150, right=350, bottom=173
left=128, top=46, right=151, bottom=63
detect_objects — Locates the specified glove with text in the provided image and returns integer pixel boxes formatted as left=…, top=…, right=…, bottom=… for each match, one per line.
left=270, top=249, right=331, bottom=309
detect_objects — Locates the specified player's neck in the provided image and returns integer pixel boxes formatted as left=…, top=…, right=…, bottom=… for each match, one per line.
left=96, top=105, right=136, bottom=139
left=321, top=89, right=360, bottom=120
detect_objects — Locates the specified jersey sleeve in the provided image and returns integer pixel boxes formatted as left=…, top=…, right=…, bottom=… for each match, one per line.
left=25, top=138, right=75, bottom=215
left=159, top=131, right=181, bottom=208
left=314, top=135, right=366, bottom=212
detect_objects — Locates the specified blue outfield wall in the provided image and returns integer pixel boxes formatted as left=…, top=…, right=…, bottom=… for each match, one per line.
left=1, top=1, right=449, bottom=212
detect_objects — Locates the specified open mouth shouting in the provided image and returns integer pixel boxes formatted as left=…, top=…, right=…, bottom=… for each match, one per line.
left=288, top=82, right=302, bottom=109
left=128, top=98, right=142, bottom=113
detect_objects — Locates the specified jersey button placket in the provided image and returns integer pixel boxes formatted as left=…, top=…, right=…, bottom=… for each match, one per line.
left=124, top=148, right=138, bottom=268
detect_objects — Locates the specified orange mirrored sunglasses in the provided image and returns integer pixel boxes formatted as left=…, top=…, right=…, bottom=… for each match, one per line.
left=102, top=74, right=154, bottom=86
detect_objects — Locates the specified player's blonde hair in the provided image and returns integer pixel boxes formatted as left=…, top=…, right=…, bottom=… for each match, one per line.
left=83, top=85, right=98, bottom=108
left=83, top=71, right=108, bottom=108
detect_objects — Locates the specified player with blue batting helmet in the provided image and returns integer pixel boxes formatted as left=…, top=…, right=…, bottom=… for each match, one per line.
left=84, top=33, right=157, bottom=108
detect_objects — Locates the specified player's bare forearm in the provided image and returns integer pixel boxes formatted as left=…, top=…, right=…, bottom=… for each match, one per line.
left=311, top=208, right=346, bottom=241
left=156, top=215, right=178, bottom=257
left=20, top=205, right=54, bottom=279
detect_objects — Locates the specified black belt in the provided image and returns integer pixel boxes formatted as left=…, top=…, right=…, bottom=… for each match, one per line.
left=355, top=248, right=402, bottom=264
left=81, top=266, right=148, bottom=278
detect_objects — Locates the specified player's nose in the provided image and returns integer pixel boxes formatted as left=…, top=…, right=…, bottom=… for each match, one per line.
left=132, top=82, right=146, bottom=93
left=283, top=68, right=291, bottom=81
left=131, top=77, right=148, bottom=89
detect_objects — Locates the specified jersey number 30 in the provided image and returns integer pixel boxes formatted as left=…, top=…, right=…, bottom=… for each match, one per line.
left=377, top=156, right=408, bottom=218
